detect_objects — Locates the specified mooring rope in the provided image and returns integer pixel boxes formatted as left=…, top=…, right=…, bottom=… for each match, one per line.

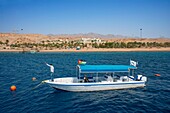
left=32, top=80, right=46, bottom=90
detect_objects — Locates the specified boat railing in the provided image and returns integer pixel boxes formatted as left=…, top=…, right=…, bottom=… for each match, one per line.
left=77, top=75, right=144, bottom=83
left=77, top=76, right=94, bottom=83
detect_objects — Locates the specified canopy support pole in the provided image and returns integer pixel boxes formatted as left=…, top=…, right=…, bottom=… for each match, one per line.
left=76, top=66, right=78, bottom=83
left=132, top=69, right=134, bottom=76
left=96, top=73, right=98, bottom=82
left=112, top=72, right=114, bottom=82
left=77, top=65, right=81, bottom=83
left=128, top=69, right=130, bottom=76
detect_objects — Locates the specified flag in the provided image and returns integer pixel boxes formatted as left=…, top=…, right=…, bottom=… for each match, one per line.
left=130, top=60, right=138, bottom=67
left=78, top=59, right=86, bottom=65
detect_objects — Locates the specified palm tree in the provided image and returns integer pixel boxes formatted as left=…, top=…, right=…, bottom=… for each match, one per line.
left=5, top=40, right=9, bottom=46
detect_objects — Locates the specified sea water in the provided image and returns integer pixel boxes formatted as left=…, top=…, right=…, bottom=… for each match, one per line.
left=0, top=52, right=170, bottom=113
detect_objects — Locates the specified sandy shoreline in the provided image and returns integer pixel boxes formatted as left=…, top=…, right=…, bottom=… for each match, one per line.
left=0, top=48, right=170, bottom=52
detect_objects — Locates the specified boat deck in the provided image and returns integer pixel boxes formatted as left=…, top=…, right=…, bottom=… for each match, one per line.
left=52, top=76, right=137, bottom=84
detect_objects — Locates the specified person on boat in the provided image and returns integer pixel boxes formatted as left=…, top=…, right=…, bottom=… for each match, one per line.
left=84, top=75, right=89, bottom=82
left=45, top=62, right=54, bottom=82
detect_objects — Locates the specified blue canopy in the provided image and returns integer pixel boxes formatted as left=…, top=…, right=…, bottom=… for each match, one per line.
left=78, top=65, right=137, bottom=73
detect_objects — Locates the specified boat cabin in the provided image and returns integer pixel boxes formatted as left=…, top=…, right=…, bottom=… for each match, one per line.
left=76, top=64, right=141, bottom=83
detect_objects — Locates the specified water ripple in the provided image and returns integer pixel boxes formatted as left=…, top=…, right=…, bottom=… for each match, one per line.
left=0, top=52, right=170, bottom=113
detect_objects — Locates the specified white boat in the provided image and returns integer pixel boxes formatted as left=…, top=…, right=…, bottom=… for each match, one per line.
left=44, top=61, right=147, bottom=92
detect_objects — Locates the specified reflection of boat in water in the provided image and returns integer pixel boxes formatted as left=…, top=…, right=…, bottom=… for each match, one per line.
left=44, top=60, right=147, bottom=92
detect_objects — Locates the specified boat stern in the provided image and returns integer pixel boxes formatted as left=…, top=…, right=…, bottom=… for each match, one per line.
left=141, top=76, right=147, bottom=82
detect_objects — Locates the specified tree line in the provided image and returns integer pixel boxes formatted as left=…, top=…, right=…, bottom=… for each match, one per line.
left=1, top=40, right=170, bottom=50
left=92, top=41, right=170, bottom=48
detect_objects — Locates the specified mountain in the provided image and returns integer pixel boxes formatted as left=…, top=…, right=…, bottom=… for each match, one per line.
left=0, top=33, right=170, bottom=45
left=47, top=32, right=128, bottom=38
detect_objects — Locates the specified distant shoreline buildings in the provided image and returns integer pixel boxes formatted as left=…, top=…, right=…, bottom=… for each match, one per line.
left=0, top=33, right=170, bottom=51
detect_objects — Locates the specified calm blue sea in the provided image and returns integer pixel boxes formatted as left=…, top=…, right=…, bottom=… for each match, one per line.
left=0, top=52, right=170, bottom=113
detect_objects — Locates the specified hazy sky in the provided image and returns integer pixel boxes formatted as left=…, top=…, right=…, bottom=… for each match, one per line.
left=0, top=0, right=170, bottom=38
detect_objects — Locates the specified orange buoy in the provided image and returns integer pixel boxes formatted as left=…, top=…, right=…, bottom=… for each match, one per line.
left=10, top=85, right=16, bottom=91
left=32, top=77, right=36, bottom=81
left=155, top=74, right=161, bottom=76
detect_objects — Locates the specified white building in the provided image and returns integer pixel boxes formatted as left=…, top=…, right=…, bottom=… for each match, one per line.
left=81, top=38, right=102, bottom=44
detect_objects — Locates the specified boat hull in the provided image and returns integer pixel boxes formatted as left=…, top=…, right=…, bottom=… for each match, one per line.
left=45, top=79, right=146, bottom=92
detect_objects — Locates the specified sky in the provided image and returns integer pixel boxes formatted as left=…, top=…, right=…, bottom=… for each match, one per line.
left=0, top=0, right=170, bottom=38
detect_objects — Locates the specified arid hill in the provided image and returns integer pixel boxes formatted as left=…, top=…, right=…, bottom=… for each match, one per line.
left=0, top=33, right=170, bottom=45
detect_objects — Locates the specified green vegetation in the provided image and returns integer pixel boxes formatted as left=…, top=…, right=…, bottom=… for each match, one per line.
left=1, top=40, right=170, bottom=50
left=93, top=41, right=170, bottom=48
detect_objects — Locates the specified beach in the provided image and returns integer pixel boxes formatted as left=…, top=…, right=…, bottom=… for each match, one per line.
left=0, top=47, right=170, bottom=52
left=40, top=48, right=170, bottom=52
